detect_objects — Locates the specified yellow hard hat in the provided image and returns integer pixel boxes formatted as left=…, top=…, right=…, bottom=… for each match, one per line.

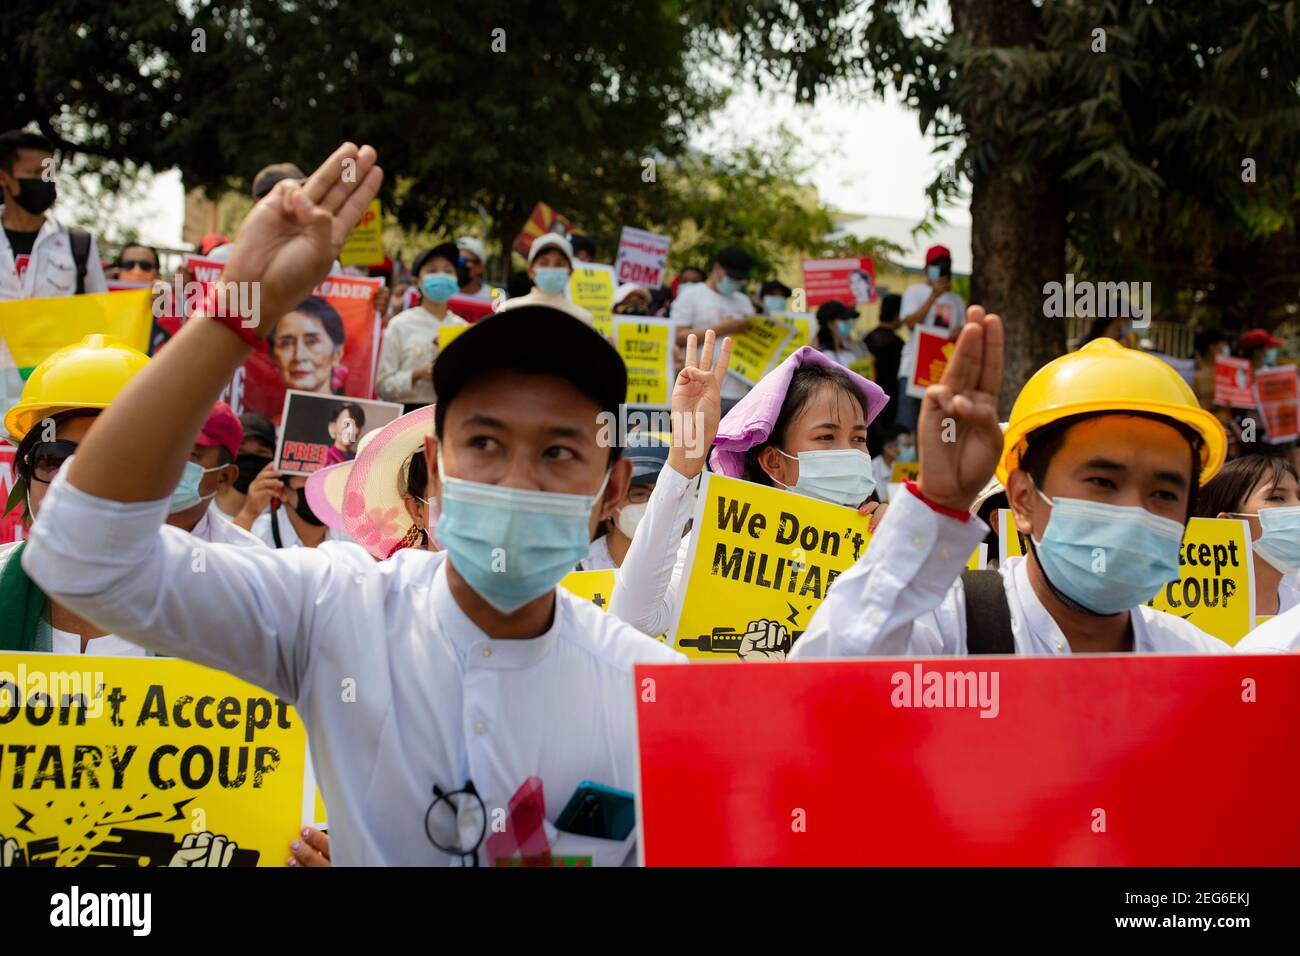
left=998, top=337, right=1226, bottom=487
left=3, top=334, right=150, bottom=442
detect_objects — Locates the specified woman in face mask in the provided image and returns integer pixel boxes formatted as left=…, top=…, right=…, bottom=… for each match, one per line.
left=375, top=243, right=470, bottom=407
left=608, top=342, right=889, bottom=640
left=578, top=433, right=669, bottom=570
left=1195, top=454, right=1300, bottom=622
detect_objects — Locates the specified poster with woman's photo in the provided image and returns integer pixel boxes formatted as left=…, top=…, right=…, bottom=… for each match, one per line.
left=217, top=274, right=384, bottom=424
left=274, top=391, right=404, bottom=476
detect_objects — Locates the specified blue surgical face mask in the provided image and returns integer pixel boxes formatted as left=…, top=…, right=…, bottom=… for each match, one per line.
left=1245, top=506, right=1300, bottom=572
left=1264, top=346, right=1280, bottom=366
left=926, top=264, right=941, bottom=282
left=421, top=272, right=459, bottom=303
left=836, top=319, right=854, bottom=337
left=1031, top=487, right=1184, bottom=615
left=762, top=296, right=787, bottom=315
left=169, top=460, right=225, bottom=514
left=718, top=276, right=744, bottom=297
left=896, top=443, right=917, bottom=464
left=773, top=448, right=876, bottom=507
left=435, top=451, right=609, bottom=614
left=533, top=267, right=570, bottom=295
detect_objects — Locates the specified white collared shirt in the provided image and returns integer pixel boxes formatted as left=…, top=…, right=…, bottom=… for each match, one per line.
left=189, top=501, right=266, bottom=548
left=791, top=487, right=1232, bottom=657
left=375, top=305, right=468, bottom=403
left=22, top=468, right=684, bottom=865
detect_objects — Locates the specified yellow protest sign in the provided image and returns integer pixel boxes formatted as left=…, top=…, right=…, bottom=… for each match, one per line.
left=890, top=461, right=920, bottom=483
left=1147, top=518, right=1254, bottom=644
left=615, top=317, right=673, bottom=407
left=438, top=324, right=470, bottom=351
left=0, top=653, right=309, bottom=867
left=671, top=474, right=981, bottom=659
left=568, top=263, right=615, bottom=337
left=726, top=315, right=795, bottom=386
left=560, top=569, right=618, bottom=612
left=850, top=356, right=875, bottom=380
left=338, top=199, right=383, bottom=267
left=774, top=313, right=816, bottom=365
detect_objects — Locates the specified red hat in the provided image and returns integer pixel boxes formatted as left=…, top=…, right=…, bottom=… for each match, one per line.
left=924, top=245, right=951, bottom=265
left=197, top=402, right=243, bottom=460
left=199, top=233, right=231, bottom=256
left=1238, top=328, right=1283, bottom=352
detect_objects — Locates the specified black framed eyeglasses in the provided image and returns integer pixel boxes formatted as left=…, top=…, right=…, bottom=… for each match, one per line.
left=424, top=779, right=486, bottom=866
left=23, top=440, right=78, bottom=484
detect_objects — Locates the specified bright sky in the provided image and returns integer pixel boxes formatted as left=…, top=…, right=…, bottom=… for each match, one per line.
left=64, top=81, right=970, bottom=250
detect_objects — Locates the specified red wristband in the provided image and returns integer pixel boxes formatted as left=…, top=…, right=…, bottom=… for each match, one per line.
left=905, top=480, right=973, bottom=522
left=200, top=284, right=261, bottom=348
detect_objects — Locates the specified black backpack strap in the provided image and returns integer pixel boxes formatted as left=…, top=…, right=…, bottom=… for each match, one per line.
left=271, top=505, right=284, bottom=549
left=67, top=227, right=91, bottom=294
left=961, top=569, right=1016, bottom=654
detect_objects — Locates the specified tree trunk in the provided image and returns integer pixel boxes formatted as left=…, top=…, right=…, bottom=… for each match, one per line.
left=951, top=0, right=1067, bottom=417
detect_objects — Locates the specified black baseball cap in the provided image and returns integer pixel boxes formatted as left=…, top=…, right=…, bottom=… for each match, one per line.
left=433, top=306, right=627, bottom=438
left=238, top=412, right=276, bottom=449
left=413, top=242, right=461, bottom=275
left=716, top=246, right=752, bottom=280
left=816, top=300, right=859, bottom=323
left=760, top=279, right=792, bottom=298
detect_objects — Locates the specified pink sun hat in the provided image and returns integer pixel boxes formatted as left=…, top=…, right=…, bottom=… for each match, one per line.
left=304, top=427, right=386, bottom=531
left=341, top=404, right=436, bottom=558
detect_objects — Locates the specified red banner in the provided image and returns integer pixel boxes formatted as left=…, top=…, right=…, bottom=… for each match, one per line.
left=636, top=656, right=1300, bottom=865
left=1254, top=365, right=1299, bottom=443
left=801, top=257, right=876, bottom=308
left=1214, top=355, right=1254, bottom=406
left=0, top=445, right=23, bottom=545
left=220, top=276, right=382, bottom=424
left=907, top=326, right=954, bottom=398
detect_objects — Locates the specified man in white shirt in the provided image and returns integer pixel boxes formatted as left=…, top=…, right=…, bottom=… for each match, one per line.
left=22, top=144, right=683, bottom=865
left=496, top=233, right=594, bottom=325
left=669, top=245, right=754, bottom=400
left=793, top=310, right=1233, bottom=658
left=896, top=244, right=965, bottom=430
left=0, top=129, right=108, bottom=301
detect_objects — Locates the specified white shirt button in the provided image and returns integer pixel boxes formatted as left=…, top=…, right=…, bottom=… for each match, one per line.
left=481, top=647, right=492, bottom=658
left=911, top=535, right=925, bottom=549
left=1055, top=641, right=1064, bottom=652
left=938, top=546, right=951, bottom=559
left=474, top=720, right=487, bottom=734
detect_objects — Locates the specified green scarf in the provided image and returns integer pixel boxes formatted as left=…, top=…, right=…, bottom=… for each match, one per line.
left=0, top=541, right=52, bottom=652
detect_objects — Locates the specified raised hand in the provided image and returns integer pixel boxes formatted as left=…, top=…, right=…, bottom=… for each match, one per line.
left=223, top=143, right=383, bottom=333
left=916, top=306, right=1005, bottom=513
left=667, top=329, right=732, bottom=478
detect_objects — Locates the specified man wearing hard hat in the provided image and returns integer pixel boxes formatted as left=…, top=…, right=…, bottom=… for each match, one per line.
left=793, top=307, right=1232, bottom=656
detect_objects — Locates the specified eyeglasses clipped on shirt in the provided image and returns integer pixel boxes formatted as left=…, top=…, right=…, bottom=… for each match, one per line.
left=425, top=779, right=487, bottom=866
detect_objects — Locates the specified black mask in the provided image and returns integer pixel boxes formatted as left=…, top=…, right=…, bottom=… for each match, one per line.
left=233, top=453, right=272, bottom=494
left=10, top=178, right=57, bottom=215
left=294, top=486, right=325, bottom=526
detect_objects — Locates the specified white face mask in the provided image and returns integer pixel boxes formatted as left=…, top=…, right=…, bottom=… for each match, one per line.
left=615, top=501, right=648, bottom=539
left=771, top=448, right=876, bottom=507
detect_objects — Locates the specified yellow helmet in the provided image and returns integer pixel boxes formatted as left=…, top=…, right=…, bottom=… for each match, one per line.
left=998, top=337, right=1226, bottom=487
left=3, top=334, right=150, bottom=442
